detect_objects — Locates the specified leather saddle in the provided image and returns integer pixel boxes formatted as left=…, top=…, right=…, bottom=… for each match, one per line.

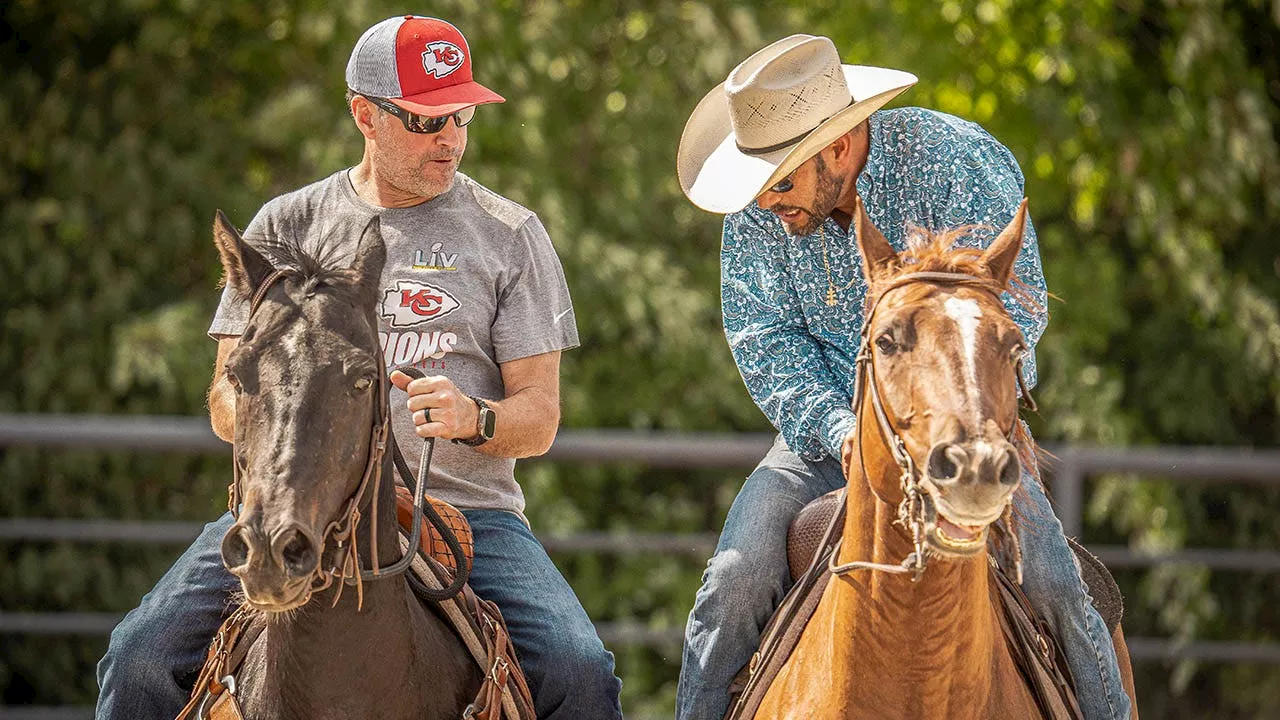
left=724, top=489, right=1124, bottom=720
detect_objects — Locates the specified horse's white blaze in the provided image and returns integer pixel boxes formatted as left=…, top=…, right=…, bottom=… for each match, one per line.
left=944, top=297, right=983, bottom=425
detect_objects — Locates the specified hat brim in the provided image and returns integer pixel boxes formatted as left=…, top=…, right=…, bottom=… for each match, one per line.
left=677, top=65, right=917, bottom=214
left=393, top=81, right=506, bottom=116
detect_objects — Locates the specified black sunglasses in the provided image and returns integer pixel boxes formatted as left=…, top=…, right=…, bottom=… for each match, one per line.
left=361, top=94, right=476, bottom=134
left=767, top=174, right=796, bottom=194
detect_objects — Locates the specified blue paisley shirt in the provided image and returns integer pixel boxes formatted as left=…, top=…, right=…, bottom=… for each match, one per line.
left=722, top=107, right=1048, bottom=462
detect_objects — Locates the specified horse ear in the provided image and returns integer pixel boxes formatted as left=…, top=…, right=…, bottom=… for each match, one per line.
left=349, top=214, right=386, bottom=308
left=213, top=210, right=273, bottom=298
left=982, top=199, right=1029, bottom=287
left=854, top=196, right=897, bottom=284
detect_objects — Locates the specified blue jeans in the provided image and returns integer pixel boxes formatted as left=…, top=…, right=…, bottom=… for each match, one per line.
left=676, top=435, right=1131, bottom=720
left=96, top=509, right=622, bottom=720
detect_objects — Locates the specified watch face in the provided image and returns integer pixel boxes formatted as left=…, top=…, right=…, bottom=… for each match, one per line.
left=480, top=407, right=496, bottom=439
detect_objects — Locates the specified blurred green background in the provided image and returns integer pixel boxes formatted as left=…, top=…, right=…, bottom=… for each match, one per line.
left=2, top=0, right=1278, bottom=717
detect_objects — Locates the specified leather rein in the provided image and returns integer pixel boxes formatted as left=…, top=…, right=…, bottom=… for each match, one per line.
left=830, top=270, right=1036, bottom=583
left=227, top=269, right=466, bottom=610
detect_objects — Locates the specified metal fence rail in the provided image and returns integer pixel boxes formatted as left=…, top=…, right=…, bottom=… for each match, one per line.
left=3, top=413, right=1280, bottom=668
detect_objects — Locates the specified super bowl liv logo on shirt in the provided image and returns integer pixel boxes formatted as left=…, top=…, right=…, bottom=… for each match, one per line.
left=412, top=243, right=458, bottom=271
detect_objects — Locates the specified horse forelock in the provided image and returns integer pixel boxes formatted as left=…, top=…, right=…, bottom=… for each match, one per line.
left=867, top=225, right=1041, bottom=318
left=249, top=235, right=369, bottom=308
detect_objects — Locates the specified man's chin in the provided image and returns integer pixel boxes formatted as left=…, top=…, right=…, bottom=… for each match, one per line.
left=780, top=218, right=822, bottom=237
left=772, top=209, right=822, bottom=237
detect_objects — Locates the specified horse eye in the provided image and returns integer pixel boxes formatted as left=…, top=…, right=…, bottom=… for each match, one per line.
left=354, top=375, right=374, bottom=391
left=875, top=333, right=896, bottom=355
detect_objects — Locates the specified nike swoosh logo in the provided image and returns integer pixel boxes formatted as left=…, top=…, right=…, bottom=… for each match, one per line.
left=553, top=308, right=573, bottom=324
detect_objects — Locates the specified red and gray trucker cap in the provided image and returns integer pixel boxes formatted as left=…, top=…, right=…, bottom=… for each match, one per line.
left=345, top=15, right=505, bottom=116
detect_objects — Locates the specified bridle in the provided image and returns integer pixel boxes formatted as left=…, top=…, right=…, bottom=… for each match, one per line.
left=227, top=269, right=467, bottom=609
left=829, top=271, right=1035, bottom=583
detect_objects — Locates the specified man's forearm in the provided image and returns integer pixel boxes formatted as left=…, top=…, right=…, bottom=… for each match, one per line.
left=471, top=385, right=559, bottom=459
left=208, top=377, right=236, bottom=443
left=208, top=335, right=241, bottom=443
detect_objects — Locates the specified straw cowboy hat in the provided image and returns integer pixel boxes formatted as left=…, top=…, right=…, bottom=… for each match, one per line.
left=677, top=34, right=917, bottom=214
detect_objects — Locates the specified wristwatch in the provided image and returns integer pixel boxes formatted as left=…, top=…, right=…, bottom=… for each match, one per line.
left=454, top=397, right=495, bottom=446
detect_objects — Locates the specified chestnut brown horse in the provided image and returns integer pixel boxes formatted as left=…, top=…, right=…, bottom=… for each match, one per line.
left=753, top=200, right=1138, bottom=718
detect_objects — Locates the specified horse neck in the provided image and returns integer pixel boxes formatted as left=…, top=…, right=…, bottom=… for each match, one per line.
left=247, top=448, right=429, bottom=715
left=828, top=403, right=1006, bottom=714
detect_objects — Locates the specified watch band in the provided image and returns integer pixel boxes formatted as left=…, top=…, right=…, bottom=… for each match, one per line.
left=454, top=396, right=494, bottom=447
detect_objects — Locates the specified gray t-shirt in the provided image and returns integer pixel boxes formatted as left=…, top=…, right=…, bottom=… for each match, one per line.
left=209, top=170, right=579, bottom=519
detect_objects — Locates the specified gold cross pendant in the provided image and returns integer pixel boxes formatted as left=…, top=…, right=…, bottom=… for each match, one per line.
left=826, top=287, right=838, bottom=306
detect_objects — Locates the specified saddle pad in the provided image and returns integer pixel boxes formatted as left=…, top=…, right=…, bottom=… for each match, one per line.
left=786, top=490, right=1125, bottom=633
left=395, top=485, right=474, bottom=574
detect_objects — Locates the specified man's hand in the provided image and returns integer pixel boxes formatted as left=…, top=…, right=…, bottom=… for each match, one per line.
left=840, top=426, right=859, bottom=483
left=390, top=370, right=480, bottom=441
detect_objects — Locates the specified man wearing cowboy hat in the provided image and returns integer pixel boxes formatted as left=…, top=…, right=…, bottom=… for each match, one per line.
left=675, top=35, right=1131, bottom=720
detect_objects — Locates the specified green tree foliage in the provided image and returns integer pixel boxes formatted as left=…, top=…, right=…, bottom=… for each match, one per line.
left=1, top=0, right=1277, bottom=716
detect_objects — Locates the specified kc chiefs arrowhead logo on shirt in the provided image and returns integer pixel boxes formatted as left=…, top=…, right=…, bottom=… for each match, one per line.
left=381, top=280, right=461, bottom=327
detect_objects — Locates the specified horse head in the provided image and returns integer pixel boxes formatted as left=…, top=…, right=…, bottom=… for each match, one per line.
left=852, top=198, right=1032, bottom=558
left=211, top=211, right=387, bottom=611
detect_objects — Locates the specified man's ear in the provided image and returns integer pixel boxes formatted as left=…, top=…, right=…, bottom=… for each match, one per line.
left=213, top=210, right=273, bottom=298
left=855, top=196, right=897, bottom=285
left=350, top=94, right=378, bottom=140
left=982, top=199, right=1029, bottom=287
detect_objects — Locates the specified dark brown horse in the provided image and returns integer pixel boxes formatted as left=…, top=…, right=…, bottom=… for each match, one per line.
left=753, top=200, right=1138, bottom=718
left=209, top=212, right=480, bottom=718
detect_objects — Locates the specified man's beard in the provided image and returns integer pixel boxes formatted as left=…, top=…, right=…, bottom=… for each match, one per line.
left=777, top=155, right=843, bottom=237
left=374, top=145, right=461, bottom=200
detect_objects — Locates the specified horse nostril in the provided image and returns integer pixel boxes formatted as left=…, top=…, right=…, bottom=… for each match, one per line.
left=927, top=443, right=965, bottom=481
left=221, top=526, right=251, bottom=570
left=997, top=446, right=1021, bottom=487
left=277, top=528, right=318, bottom=579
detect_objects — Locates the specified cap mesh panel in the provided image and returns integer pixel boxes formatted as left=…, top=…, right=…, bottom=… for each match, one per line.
left=345, top=17, right=404, bottom=98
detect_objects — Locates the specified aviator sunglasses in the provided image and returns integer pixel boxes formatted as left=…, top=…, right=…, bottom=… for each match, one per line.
left=361, top=94, right=476, bottom=134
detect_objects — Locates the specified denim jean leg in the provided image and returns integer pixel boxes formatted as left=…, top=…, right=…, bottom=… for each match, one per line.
left=676, top=436, right=845, bottom=720
left=462, top=509, right=623, bottom=720
left=1016, top=477, right=1132, bottom=720
left=96, top=511, right=240, bottom=720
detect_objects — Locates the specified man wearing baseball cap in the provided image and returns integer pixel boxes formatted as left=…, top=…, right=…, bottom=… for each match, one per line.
left=674, top=35, right=1131, bottom=720
left=95, top=16, right=622, bottom=720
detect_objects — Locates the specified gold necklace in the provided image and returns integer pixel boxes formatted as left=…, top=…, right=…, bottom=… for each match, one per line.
left=818, top=225, right=858, bottom=306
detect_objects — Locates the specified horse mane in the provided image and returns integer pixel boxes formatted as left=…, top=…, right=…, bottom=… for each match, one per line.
left=876, top=225, right=1041, bottom=316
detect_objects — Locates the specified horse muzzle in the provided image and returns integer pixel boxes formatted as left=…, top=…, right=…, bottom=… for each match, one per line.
left=221, top=519, right=322, bottom=611
left=920, top=438, right=1021, bottom=556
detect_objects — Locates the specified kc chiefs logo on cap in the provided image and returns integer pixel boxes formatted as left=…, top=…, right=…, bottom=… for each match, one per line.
left=381, top=280, right=461, bottom=328
left=421, top=40, right=464, bottom=78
